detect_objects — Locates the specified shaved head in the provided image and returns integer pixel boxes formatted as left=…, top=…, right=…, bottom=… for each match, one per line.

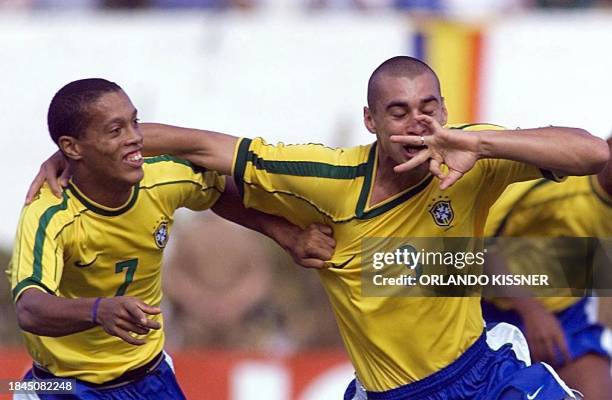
left=367, top=56, right=441, bottom=111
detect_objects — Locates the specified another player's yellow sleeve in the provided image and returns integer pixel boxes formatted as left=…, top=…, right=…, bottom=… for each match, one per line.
left=484, top=180, right=549, bottom=237
left=477, top=157, right=561, bottom=211
left=9, top=193, right=69, bottom=302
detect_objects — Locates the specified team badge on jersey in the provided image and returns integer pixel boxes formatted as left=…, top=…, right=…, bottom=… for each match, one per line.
left=154, top=221, right=169, bottom=249
left=428, top=197, right=454, bottom=227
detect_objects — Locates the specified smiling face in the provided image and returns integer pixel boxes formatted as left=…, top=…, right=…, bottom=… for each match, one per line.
left=60, top=89, right=144, bottom=191
left=364, top=71, right=447, bottom=173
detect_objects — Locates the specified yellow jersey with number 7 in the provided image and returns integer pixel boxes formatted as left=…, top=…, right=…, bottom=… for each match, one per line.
left=7, top=156, right=223, bottom=384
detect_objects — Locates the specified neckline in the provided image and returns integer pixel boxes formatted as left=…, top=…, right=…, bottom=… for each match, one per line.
left=355, top=143, right=434, bottom=219
left=67, top=180, right=140, bottom=216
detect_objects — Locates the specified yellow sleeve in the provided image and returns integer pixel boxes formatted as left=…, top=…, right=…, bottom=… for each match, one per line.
left=485, top=180, right=551, bottom=237
left=232, top=138, right=365, bottom=225
left=476, top=158, right=546, bottom=214
left=180, top=169, right=225, bottom=212
left=142, top=155, right=225, bottom=211
left=9, top=193, right=68, bottom=302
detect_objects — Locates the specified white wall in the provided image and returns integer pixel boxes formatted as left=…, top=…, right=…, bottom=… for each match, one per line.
left=481, top=11, right=612, bottom=138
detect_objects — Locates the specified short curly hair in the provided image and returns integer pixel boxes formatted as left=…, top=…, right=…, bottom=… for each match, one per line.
left=47, top=78, right=122, bottom=145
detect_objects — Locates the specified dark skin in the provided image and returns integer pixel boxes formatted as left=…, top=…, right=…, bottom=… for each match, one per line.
left=18, top=89, right=336, bottom=345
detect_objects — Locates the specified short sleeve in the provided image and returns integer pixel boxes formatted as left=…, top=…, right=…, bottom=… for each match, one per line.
left=232, top=137, right=367, bottom=224
left=180, top=169, right=226, bottom=211
left=9, top=194, right=69, bottom=302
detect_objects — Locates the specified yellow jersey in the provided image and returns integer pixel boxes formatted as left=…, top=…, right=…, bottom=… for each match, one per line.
left=8, top=155, right=224, bottom=384
left=485, top=175, right=612, bottom=312
left=232, top=124, right=554, bottom=391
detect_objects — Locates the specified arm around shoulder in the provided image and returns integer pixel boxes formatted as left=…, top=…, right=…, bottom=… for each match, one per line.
left=141, top=123, right=240, bottom=175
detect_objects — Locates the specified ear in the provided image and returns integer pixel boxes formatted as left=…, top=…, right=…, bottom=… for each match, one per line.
left=363, top=106, right=377, bottom=134
left=58, top=135, right=83, bottom=161
left=440, top=98, right=448, bottom=126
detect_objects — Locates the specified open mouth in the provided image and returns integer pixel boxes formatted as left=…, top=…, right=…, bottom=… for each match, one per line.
left=402, top=144, right=426, bottom=157
left=123, top=150, right=144, bottom=168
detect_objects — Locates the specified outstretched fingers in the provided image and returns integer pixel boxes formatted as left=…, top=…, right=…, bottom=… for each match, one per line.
left=439, top=169, right=464, bottom=190
left=393, top=149, right=430, bottom=174
left=429, top=158, right=444, bottom=180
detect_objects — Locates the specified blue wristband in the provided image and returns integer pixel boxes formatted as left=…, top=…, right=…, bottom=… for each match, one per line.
left=92, top=297, right=103, bottom=324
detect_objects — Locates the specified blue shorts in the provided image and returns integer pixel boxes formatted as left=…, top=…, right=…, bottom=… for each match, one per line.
left=344, top=323, right=575, bottom=400
left=483, top=297, right=612, bottom=365
left=15, top=352, right=185, bottom=400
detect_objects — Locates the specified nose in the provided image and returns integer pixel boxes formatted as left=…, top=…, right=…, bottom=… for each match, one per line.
left=125, top=125, right=143, bottom=145
left=406, top=113, right=426, bottom=135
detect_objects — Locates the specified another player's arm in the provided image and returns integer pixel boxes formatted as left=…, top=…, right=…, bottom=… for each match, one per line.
left=392, top=116, right=609, bottom=189
left=141, top=123, right=237, bottom=175
left=25, top=123, right=236, bottom=203
left=15, top=289, right=161, bottom=346
left=212, top=178, right=335, bottom=269
left=507, top=297, right=571, bottom=366
left=485, top=248, right=571, bottom=366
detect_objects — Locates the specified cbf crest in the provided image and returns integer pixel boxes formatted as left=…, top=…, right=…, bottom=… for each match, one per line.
left=428, top=196, right=454, bottom=227
left=153, top=220, right=169, bottom=249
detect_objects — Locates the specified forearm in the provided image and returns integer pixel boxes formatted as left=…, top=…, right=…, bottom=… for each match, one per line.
left=141, top=123, right=239, bottom=175
left=15, top=289, right=96, bottom=336
left=477, top=127, right=609, bottom=176
left=212, top=179, right=302, bottom=251
left=506, top=297, right=546, bottom=317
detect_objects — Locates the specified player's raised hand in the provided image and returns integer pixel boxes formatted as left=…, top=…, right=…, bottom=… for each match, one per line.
left=25, top=150, right=70, bottom=204
left=287, top=223, right=336, bottom=269
left=390, top=115, right=480, bottom=190
left=95, top=297, right=162, bottom=346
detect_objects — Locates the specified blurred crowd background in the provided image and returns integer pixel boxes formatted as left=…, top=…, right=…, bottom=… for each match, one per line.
left=3, top=0, right=612, bottom=11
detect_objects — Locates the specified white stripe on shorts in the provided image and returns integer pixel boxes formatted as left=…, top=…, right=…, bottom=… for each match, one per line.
left=486, top=322, right=531, bottom=365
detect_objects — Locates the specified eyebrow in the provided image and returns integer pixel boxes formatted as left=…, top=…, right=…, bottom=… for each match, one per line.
left=104, top=108, right=138, bottom=128
left=420, top=96, right=439, bottom=105
left=385, top=96, right=439, bottom=111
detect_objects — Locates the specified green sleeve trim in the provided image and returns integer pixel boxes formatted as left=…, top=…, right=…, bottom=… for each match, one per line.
left=32, top=192, right=69, bottom=282
left=233, top=138, right=252, bottom=200
left=247, top=154, right=368, bottom=179
left=144, top=155, right=207, bottom=174
left=12, top=278, right=55, bottom=301
left=355, top=144, right=377, bottom=217
left=449, top=123, right=505, bottom=130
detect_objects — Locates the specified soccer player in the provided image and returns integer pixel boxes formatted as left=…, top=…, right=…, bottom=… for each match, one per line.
left=30, top=57, right=609, bottom=399
left=482, top=136, right=612, bottom=399
left=9, top=78, right=335, bottom=399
